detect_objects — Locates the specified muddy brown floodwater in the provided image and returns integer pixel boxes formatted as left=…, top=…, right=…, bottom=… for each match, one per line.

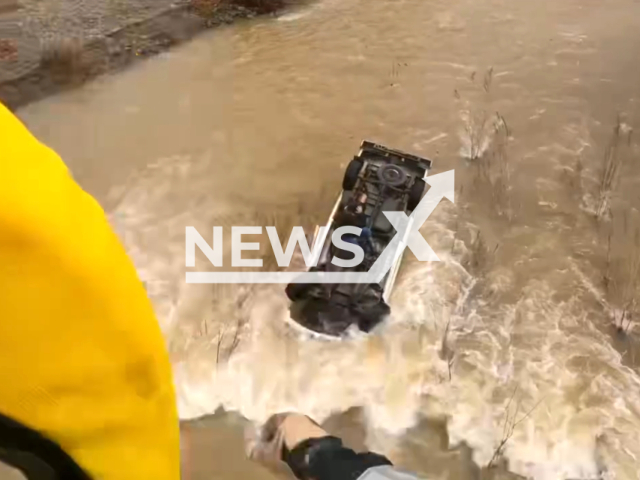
left=15, top=0, right=640, bottom=479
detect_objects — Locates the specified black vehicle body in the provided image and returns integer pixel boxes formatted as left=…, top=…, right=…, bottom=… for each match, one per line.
left=285, top=141, right=433, bottom=338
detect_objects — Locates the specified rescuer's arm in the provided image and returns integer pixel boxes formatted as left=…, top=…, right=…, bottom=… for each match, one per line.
left=250, top=413, right=426, bottom=480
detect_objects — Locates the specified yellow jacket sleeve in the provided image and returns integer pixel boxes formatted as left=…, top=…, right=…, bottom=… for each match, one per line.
left=0, top=102, right=180, bottom=480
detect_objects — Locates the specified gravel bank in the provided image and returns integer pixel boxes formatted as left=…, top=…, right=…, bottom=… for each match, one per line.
left=0, top=0, right=294, bottom=110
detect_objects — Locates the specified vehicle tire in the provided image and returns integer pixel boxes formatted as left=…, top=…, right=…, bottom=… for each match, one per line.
left=357, top=301, right=391, bottom=333
left=407, top=178, right=426, bottom=212
left=285, top=282, right=311, bottom=301
left=342, top=159, right=363, bottom=191
left=377, top=164, right=407, bottom=187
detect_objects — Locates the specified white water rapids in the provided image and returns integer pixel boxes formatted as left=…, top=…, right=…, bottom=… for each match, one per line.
left=16, top=0, right=640, bottom=478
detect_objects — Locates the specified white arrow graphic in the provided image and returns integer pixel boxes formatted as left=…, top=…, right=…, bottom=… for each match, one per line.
left=366, top=170, right=455, bottom=283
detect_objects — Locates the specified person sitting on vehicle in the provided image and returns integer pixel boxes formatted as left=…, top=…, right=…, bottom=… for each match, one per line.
left=333, top=192, right=375, bottom=261
left=335, top=192, right=369, bottom=228
left=359, top=225, right=375, bottom=257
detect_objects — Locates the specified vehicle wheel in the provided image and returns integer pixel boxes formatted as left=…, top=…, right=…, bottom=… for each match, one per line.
left=357, top=301, right=391, bottom=333
left=285, top=282, right=311, bottom=301
left=342, top=159, right=363, bottom=191
left=377, top=164, right=407, bottom=187
left=407, top=178, right=426, bottom=212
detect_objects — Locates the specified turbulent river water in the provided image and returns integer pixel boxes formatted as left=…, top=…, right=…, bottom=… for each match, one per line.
left=15, top=0, right=640, bottom=478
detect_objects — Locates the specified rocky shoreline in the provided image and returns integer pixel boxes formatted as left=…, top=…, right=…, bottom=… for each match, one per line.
left=0, top=0, right=293, bottom=110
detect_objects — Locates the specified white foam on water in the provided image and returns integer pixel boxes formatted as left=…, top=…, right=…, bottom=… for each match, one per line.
left=436, top=288, right=640, bottom=480
left=111, top=161, right=640, bottom=480
left=277, top=11, right=312, bottom=22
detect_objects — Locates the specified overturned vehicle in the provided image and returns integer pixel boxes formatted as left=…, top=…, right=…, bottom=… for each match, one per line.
left=285, top=141, right=433, bottom=337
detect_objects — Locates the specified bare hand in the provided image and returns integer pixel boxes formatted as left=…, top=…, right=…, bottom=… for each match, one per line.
left=246, top=413, right=329, bottom=474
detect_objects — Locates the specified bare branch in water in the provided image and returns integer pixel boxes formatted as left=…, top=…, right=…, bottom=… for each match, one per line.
left=488, top=388, right=544, bottom=469
left=606, top=212, right=640, bottom=334
left=448, top=355, right=455, bottom=381
left=464, top=109, right=489, bottom=161
left=603, top=230, right=612, bottom=291
left=483, top=67, right=494, bottom=93
left=440, top=317, right=455, bottom=381
left=466, top=230, right=489, bottom=274
left=470, top=112, right=514, bottom=220
left=513, top=397, right=546, bottom=429
left=496, top=112, right=510, bottom=138
left=226, top=316, right=243, bottom=360
left=596, top=117, right=625, bottom=220
left=441, top=318, right=452, bottom=354
left=500, top=386, right=518, bottom=440
left=215, top=327, right=226, bottom=367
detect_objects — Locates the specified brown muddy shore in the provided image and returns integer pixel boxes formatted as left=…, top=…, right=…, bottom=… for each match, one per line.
left=0, top=0, right=299, bottom=110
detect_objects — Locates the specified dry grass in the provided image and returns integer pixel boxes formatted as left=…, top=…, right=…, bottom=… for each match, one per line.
left=462, top=109, right=491, bottom=161
left=190, top=0, right=224, bottom=17
left=565, top=156, right=584, bottom=199
left=465, top=230, right=489, bottom=273
left=594, top=116, right=633, bottom=221
left=458, top=67, right=497, bottom=161
left=456, top=227, right=500, bottom=281
left=456, top=67, right=517, bottom=220
left=598, top=115, right=638, bottom=334
left=0, top=38, right=18, bottom=61
left=602, top=210, right=640, bottom=334
left=472, top=115, right=515, bottom=220
left=215, top=315, right=244, bottom=367
left=39, top=37, right=88, bottom=83
left=439, top=317, right=455, bottom=381
left=596, top=119, right=624, bottom=219
left=568, top=116, right=638, bottom=334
